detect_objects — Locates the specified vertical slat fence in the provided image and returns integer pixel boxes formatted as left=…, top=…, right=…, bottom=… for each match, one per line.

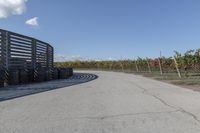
left=0, top=29, right=54, bottom=86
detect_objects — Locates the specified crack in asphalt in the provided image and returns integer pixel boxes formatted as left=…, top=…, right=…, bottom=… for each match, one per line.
left=81, top=111, right=179, bottom=120
left=178, top=108, right=200, bottom=123
left=131, top=81, right=200, bottom=125
left=53, top=110, right=180, bottom=121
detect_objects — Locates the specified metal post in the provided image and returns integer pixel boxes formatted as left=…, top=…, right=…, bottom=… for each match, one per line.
left=50, top=46, right=54, bottom=80
left=3, top=31, right=10, bottom=86
left=46, top=45, right=49, bottom=69
left=46, top=45, right=50, bottom=80
left=52, top=46, right=54, bottom=68
left=158, top=58, right=163, bottom=75
left=32, top=39, right=37, bottom=81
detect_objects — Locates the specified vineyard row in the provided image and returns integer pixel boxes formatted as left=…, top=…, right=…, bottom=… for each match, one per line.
left=55, top=49, right=200, bottom=78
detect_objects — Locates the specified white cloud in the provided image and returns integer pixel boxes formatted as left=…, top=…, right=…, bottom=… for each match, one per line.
left=54, top=54, right=89, bottom=62
left=0, top=0, right=28, bottom=18
left=54, top=54, right=118, bottom=62
left=25, top=17, right=39, bottom=27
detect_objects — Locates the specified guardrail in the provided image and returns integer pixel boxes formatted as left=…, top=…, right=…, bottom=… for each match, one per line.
left=0, top=29, right=72, bottom=87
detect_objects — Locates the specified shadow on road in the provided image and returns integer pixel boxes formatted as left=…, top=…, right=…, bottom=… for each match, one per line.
left=0, top=73, right=98, bottom=102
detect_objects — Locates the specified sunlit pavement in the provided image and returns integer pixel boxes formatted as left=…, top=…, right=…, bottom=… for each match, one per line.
left=1, top=71, right=200, bottom=133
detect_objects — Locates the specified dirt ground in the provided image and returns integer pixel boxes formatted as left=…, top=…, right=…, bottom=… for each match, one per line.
left=139, top=72, right=200, bottom=93
left=163, top=80, right=200, bottom=92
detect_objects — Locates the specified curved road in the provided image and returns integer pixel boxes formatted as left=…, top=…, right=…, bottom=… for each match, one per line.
left=1, top=71, right=200, bottom=133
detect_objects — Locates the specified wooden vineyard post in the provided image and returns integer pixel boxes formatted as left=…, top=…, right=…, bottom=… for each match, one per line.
left=158, top=58, right=163, bottom=75
left=97, top=63, right=100, bottom=70
left=173, top=57, right=182, bottom=78
left=109, top=62, right=113, bottom=71
left=146, top=58, right=152, bottom=73
left=120, top=62, right=124, bottom=72
left=135, top=60, right=139, bottom=72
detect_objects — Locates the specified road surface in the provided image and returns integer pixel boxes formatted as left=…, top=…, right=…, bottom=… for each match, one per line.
left=1, top=71, right=200, bottom=133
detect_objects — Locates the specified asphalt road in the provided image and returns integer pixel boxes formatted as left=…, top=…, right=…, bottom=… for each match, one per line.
left=1, top=71, right=200, bottom=133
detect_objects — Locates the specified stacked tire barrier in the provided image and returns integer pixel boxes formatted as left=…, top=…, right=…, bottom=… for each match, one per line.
left=52, top=68, right=59, bottom=80
left=0, top=70, right=5, bottom=87
left=3, top=68, right=73, bottom=86
left=0, top=29, right=73, bottom=87
left=8, top=70, right=19, bottom=85
left=1, top=68, right=73, bottom=86
left=2, top=68, right=73, bottom=86
left=58, top=68, right=73, bottom=79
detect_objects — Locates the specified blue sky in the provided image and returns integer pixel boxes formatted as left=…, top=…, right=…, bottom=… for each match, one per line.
left=1, top=0, right=200, bottom=60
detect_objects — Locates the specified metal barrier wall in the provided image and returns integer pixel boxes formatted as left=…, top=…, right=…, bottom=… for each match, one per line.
left=0, top=29, right=54, bottom=86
